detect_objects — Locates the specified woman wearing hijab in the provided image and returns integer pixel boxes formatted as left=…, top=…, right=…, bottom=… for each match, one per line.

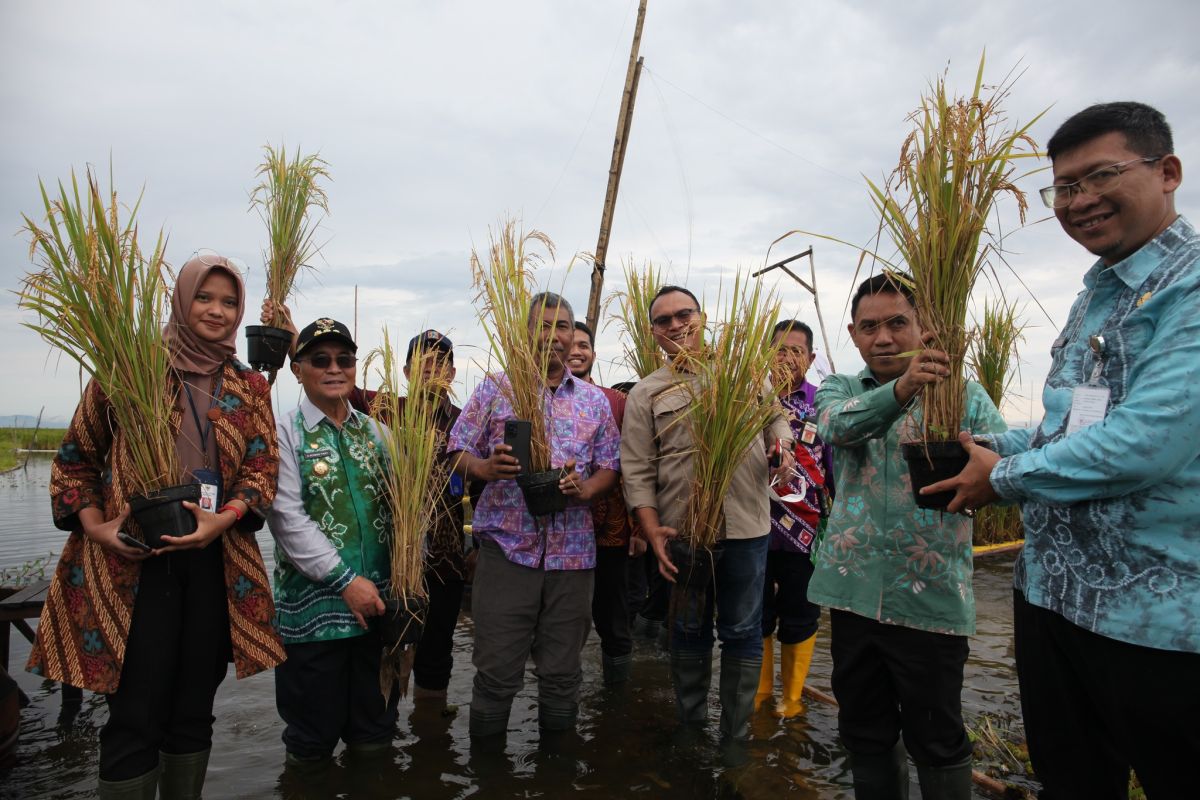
left=28, top=255, right=285, bottom=799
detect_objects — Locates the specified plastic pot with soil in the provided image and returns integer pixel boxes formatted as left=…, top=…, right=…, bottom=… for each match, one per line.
left=128, top=483, right=202, bottom=548
left=668, top=537, right=715, bottom=587
left=901, top=439, right=989, bottom=511
left=516, top=469, right=568, bottom=518
left=377, top=596, right=428, bottom=651
left=244, top=325, right=293, bottom=371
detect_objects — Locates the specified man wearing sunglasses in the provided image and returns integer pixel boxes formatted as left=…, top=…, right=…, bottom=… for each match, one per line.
left=925, top=102, right=1200, bottom=795
left=621, top=285, right=794, bottom=746
left=268, top=318, right=399, bottom=766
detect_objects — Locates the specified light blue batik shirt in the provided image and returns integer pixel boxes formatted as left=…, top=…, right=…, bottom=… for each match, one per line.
left=988, top=215, right=1200, bottom=653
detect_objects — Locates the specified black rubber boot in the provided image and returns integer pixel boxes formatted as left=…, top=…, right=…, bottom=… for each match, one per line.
left=915, top=755, right=973, bottom=800
left=849, top=741, right=910, bottom=800
left=97, top=765, right=160, bottom=800
left=158, top=749, right=210, bottom=800
left=601, top=653, right=633, bottom=686
left=537, top=702, right=578, bottom=732
left=717, top=655, right=762, bottom=741
left=469, top=704, right=510, bottom=739
left=669, top=649, right=712, bottom=725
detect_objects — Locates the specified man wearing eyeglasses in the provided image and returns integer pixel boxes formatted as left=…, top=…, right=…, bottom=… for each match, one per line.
left=925, top=102, right=1200, bottom=795
left=621, top=285, right=794, bottom=745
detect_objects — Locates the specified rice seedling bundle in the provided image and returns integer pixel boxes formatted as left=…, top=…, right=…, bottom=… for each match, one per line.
left=607, top=259, right=664, bottom=379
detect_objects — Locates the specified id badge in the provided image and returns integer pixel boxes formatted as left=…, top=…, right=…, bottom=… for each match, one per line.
left=1066, top=384, right=1110, bottom=434
left=800, top=421, right=818, bottom=445
left=193, top=468, right=222, bottom=511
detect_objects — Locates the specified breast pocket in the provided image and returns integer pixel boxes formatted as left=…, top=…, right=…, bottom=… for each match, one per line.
left=651, top=387, right=693, bottom=457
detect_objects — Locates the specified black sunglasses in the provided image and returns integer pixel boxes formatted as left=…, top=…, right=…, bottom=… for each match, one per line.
left=300, top=353, right=357, bottom=370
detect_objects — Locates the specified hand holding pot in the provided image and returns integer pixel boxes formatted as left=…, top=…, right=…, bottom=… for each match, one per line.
left=342, top=576, right=386, bottom=629
left=80, top=505, right=151, bottom=561
left=919, top=430, right=1002, bottom=514
left=894, top=333, right=950, bottom=406
left=646, top=524, right=680, bottom=583
left=156, top=502, right=235, bottom=552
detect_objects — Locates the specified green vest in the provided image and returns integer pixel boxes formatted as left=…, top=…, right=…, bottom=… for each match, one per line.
left=273, top=408, right=392, bottom=644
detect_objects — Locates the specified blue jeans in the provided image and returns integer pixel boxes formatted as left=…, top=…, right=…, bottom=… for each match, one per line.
left=670, top=535, right=768, bottom=660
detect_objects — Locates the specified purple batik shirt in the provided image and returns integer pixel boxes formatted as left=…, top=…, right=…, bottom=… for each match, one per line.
left=769, top=380, right=835, bottom=554
left=447, top=372, right=621, bottom=571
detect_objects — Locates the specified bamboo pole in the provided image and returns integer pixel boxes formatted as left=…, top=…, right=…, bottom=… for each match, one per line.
left=752, top=247, right=836, bottom=373
left=585, top=0, right=647, bottom=334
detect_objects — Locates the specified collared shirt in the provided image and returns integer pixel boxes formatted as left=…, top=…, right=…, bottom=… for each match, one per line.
left=988, top=215, right=1200, bottom=653
left=807, top=369, right=1006, bottom=635
left=446, top=372, right=621, bottom=571
left=769, top=381, right=834, bottom=554
left=268, top=395, right=392, bottom=644
left=591, top=385, right=635, bottom=547
left=621, top=365, right=793, bottom=540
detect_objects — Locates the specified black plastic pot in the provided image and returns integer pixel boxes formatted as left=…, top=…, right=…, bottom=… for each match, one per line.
left=245, top=324, right=293, bottom=371
left=901, top=440, right=980, bottom=511
left=517, top=469, right=568, bottom=517
left=377, top=596, right=428, bottom=651
left=128, top=483, right=202, bottom=548
left=668, top=537, right=714, bottom=587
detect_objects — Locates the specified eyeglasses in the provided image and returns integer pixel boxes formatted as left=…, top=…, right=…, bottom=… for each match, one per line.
left=1039, top=157, right=1163, bottom=208
left=301, top=353, right=357, bottom=370
left=651, top=307, right=701, bottom=329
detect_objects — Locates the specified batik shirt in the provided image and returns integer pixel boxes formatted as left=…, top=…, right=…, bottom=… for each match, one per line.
left=987, top=216, right=1200, bottom=653
left=446, top=372, right=621, bottom=571
left=269, top=396, right=392, bottom=644
left=807, top=370, right=1006, bottom=635
left=769, top=381, right=834, bottom=554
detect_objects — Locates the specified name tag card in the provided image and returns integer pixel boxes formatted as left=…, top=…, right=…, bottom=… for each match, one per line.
left=1066, top=385, right=1110, bottom=434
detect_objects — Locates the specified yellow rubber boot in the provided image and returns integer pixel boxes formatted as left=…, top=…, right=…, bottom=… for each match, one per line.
left=774, top=634, right=816, bottom=718
left=753, top=636, right=774, bottom=711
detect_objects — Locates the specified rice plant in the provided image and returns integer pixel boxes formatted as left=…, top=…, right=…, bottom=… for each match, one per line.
left=869, top=55, right=1042, bottom=441
left=250, top=143, right=330, bottom=328
left=672, top=273, right=783, bottom=548
left=363, top=329, right=450, bottom=605
left=469, top=218, right=564, bottom=473
left=18, top=167, right=178, bottom=497
left=606, top=259, right=664, bottom=379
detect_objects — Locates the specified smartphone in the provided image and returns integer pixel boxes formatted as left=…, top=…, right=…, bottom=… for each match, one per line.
left=117, top=532, right=153, bottom=552
left=503, top=419, right=532, bottom=475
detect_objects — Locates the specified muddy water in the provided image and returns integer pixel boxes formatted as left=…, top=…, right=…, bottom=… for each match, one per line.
left=2, top=459, right=1023, bottom=798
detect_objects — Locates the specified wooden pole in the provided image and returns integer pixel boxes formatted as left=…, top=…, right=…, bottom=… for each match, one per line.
left=752, top=247, right=836, bottom=373
left=585, top=0, right=647, bottom=335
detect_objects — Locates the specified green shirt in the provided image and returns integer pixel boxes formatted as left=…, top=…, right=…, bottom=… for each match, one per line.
left=807, top=369, right=1006, bottom=635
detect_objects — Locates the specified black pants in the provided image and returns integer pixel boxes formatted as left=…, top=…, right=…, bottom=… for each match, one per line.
left=100, top=545, right=231, bottom=781
left=829, top=609, right=971, bottom=767
left=636, top=549, right=671, bottom=623
left=412, top=576, right=465, bottom=692
left=592, top=546, right=633, bottom=658
left=1014, top=590, right=1200, bottom=799
left=760, top=550, right=820, bottom=643
left=275, top=630, right=399, bottom=758
left=626, top=549, right=648, bottom=619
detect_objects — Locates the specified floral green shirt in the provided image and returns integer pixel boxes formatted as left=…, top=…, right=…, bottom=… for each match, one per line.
left=807, top=369, right=1006, bottom=635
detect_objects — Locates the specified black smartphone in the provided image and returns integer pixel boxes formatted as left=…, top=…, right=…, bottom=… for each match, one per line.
left=503, top=419, right=532, bottom=475
left=117, top=532, right=153, bottom=552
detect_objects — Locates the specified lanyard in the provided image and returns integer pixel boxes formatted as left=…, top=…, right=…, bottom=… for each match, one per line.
left=183, top=374, right=224, bottom=470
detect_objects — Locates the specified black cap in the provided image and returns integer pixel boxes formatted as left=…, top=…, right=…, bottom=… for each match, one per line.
left=405, top=330, right=453, bottom=365
left=294, top=318, right=357, bottom=360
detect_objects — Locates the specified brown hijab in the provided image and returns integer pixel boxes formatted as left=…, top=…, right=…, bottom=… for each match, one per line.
left=165, top=255, right=245, bottom=375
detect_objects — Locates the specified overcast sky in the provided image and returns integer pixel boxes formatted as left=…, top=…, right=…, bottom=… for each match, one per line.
left=2, top=0, right=1197, bottom=425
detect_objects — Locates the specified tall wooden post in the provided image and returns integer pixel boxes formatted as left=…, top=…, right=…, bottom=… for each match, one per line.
left=585, top=0, right=647, bottom=335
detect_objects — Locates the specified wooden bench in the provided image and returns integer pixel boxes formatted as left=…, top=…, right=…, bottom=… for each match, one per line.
left=0, top=580, right=83, bottom=703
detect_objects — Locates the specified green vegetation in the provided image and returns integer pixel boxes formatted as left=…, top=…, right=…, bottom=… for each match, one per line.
left=0, top=427, right=67, bottom=471
left=0, top=553, right=54, bottom=588
left=608, top=260, right=665, bottom=379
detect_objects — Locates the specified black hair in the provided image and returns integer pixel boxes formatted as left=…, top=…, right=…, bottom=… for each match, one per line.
left=850, top=272, right=915, bottom=321
left=527, top=291, right=575, bottom=326
left=772, top=319, right=814, bottom=351
left=1047, top=102, right=1173, bottom=163
left=648, top=285, right=701, bottom=320
left=573, top=320, right=594, bottom=346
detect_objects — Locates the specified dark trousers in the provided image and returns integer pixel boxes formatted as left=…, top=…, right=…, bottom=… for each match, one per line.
left=592, top=546, right=633, bottom=658
left=275, top=630, right=399, bottom=758
left=471, top=540, right=593, bottom=717
left=412, top=576, right=465, bottom=692
left=100, top=545, right=231, bottom=781
left=670, top=536, right=767, bottom=660
left=1014, top=590, right=1200, bottom=799
left=829, top=609, right=971, bottom=767
left=760, top=550, right=820, bottom=643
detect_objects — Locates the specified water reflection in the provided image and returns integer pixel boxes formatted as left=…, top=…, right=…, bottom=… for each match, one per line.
left=3, top=460, right=1019, bottom=798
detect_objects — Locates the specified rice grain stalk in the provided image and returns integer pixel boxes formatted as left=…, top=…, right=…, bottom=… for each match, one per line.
left=469, top=218, right=562, bottom=473
left=868, top=54, right=1042, bottom=441
left=605, top=259, right=664, bottom=379
left=363, top=329, right=449, bottom=606
left=18, top=167, right=177, bottom=497
left=672, top=272, right=783, bottom=549
left=250, top=143, right=330, bottom=328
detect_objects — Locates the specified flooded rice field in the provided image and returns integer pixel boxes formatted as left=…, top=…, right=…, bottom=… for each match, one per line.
left=2, top=458, right=1025, bottom=798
